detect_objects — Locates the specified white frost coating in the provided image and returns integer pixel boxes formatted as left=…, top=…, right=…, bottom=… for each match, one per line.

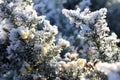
left=43, top=20, right=58, bottom=35
left=0, top=0, right=3, bottom=4
left=63, top=7, right=120, bottom=61
left=96, top=62, right=120, bottom=80
left=62, top=8, right=107, bottom=25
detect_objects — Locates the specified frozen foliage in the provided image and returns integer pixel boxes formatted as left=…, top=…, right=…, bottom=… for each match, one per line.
left=33, top=0, right=70, bottom=34
left=62, top=8, right=120, bottom=62
left=0, top=19, right=11, bottom=44
left=7, top=20, right=62, bottom=79
left=0, top=0, right=45, bottom=44
left=0, top=0, right=61, bottom=79
left=0, top=0, right=14, bottom=44
left=0, top=0, right=120, bottom=80
left=90, top=0, right=120, bottom=37
left=33, top=0, right=91, bottom=36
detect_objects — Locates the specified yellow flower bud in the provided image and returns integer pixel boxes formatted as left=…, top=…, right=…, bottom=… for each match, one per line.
left=41, top=47, right=47, bottom=55
left=58, top=39, right=70, bottom=47
left=19, top=29, right=29, bottom=39
left=41, top=77, right=47, bottom=80
left=59, top=61, right=67, bottom=69
left=43, top=44, right=50, bottom=49
left=76, top=59, right=86, bottom=66
left=70, top=53, right=78, bottom=61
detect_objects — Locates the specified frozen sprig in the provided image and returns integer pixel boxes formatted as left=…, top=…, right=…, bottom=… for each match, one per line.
left=62, top=7, right=120, bottom=79
left=62, top=8, right=107, bottom=25
left=63, top=7, right=120, bottom=62
left=58, top=38, right=70, bottom=47
left=1, top=0, right=62, bottom=79
left=7, top=20, right=62, bottom=79
left=51, top=51, right=88, bottom=80
left=43, top=20, right=58, bottom=35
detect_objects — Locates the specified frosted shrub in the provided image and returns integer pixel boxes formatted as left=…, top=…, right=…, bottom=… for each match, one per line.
left=62, top=8, right=120, bottom=62
left=0, top=0, right=62, bottom=79
left=33, top=0, right=91, bottom=36
left=0, top=0, right=45, bottom=44
left=0, top=0, right=14, bottom=44
left=1, top=0, right=120, bottom=80
left=7, top=20, right=62, bottom=79
left=33, top=0, right=70, bottom=34
left=62, top=7, right=120, bottom=79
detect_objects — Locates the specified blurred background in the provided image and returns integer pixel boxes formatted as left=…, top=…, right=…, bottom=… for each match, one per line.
left=33, top=0, right=120, bottom=37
